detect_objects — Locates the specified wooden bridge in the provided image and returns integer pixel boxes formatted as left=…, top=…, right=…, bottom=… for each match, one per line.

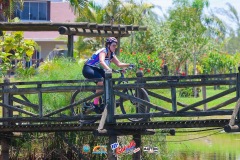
left=1, top=68, right=240, bottom=159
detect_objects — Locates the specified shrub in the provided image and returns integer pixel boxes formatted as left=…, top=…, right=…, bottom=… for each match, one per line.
left=118, top=51, right=163, bottom=77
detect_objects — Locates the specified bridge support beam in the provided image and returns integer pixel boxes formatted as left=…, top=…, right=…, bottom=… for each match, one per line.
left=67, top=35, right=74, bottom=57
left=105, top=70, right=117, bottom=160
left=224, top=124, right=240, bottom=132
left=237, top=66, right=240, bottom=120
left=132, top=134, right=141, bottom=160
left=1, top=78, right=11, bottom=160
left=224, top=98, right=240, bottom=132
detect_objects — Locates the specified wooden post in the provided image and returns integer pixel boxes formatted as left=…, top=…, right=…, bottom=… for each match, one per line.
left=214, top=67, right=217, bottom=90
left=171, top=86, right=177, bottom=113
left=67, top=35, right=74, bottom=57
left=117, top=36, right=120, bottom=55
left=229, top=67, right=232, bottom=89
left=133, top=70, right=144, bottom=159
left=237, top=66, right=240, bottom=120
left=105, top=70, right=117, bottom=160
left=38, top=84, right=43, bottom=117
left=202, top=78, right=207, bottom=111
left=1, top=78, right=10, bottom=159
left=162, top=64, right=169, bottom=76
left=132, top=134, right=141, bottom=160
left=168, top=79, right=177, bottom=113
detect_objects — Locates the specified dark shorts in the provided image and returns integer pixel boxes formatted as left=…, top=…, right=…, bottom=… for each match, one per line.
left=82, top=65, right=105, bottom=79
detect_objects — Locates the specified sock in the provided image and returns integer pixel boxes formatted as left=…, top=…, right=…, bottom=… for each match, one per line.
left=93, top=97, right=99, bottom=105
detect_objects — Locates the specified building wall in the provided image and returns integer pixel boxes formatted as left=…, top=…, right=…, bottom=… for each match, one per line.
left=36, top=41, right=67, bottom=60
left=21, top=1, right=76, bottom=62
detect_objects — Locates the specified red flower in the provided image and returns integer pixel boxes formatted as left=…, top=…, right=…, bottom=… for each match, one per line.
left=181, top=72, right=186, bottom=76
left=147, top=69, right=151, bottom=73
left=120, top=49, right=123, bottom=52
left=140, top=68, right=144, bottom=71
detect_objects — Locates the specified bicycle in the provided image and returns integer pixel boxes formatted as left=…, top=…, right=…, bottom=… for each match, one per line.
left=70, top=66, right=150, bottom=124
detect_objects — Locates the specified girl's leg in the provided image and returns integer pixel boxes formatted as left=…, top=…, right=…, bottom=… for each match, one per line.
left=82, top=65, right=105, bottom=107
left=93, top=81, right=103, bottom=105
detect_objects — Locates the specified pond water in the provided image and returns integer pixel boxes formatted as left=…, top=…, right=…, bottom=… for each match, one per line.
left=116, top=128, right=240, bottom=160
left=166, top=129, right=240, bottom=160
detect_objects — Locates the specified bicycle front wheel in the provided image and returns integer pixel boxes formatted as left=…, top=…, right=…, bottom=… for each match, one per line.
left=119, top=88, right=150, bottom=122
left=70, top=90, right=99, bottom=124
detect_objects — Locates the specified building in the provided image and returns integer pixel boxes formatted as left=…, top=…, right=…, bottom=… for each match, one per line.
left=14, top=0, right=77, bottom=64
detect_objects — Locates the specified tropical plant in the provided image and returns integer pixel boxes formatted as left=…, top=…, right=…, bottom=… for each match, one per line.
left=0, top=31, right=38, bottom=77
left=69, top=0, right=155, bottom=57
left=199, top=51, right=237, bottom=74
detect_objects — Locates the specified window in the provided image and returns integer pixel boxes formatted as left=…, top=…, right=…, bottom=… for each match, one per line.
left=15, top=1, right=50, bottom=21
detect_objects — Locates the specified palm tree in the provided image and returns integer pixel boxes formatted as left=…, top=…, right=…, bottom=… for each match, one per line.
left=218, top=2, right=240, bottom=36
left=115, top=0, right=154, bottom=25
left=0, top=0, right=24, bottom=21
left=217, top=2, right=240, bottom=53
left=69, top=0, right=154, bottom=56
left=68, top=0, right=88, bottom=15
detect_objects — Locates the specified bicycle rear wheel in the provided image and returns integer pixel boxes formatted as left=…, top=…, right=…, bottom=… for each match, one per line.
left=71, top=90, right=102, bottom=124
left=119, top=88, right=150, bottom=122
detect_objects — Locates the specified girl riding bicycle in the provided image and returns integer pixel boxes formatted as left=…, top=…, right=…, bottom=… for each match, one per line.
left=82, top=37, right=134, bottom=113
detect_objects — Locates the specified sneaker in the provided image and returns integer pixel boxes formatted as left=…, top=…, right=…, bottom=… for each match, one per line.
left=99, top=104, right=105, bottom=113
left=83, top=102, right=95, bottom=114
left=93, top=104, right=102, bottom=114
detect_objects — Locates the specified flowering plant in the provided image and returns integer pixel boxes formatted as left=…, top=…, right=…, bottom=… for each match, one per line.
left=118, top=50, right=163, bottom=77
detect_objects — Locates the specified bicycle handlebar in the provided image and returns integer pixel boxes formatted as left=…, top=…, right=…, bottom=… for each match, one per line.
left=112, top=66, right=134, bottom=73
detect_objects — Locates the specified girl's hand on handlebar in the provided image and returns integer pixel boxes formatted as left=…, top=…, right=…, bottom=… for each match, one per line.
left=112, top=65, right=134, bottom=73
left=129, top=64, right=135, bottom=69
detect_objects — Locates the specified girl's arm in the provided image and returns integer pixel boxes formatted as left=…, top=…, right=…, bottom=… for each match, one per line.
left=112, top=56, right=130, bottom=68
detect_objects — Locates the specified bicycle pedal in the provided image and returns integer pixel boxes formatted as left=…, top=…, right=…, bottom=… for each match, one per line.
left=83, top=103, right=96, bottom=113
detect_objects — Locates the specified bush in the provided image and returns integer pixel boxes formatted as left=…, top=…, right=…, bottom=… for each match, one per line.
left=179, top=87, right=201, bottom=97
left=118, top=51, right=163, bottom=77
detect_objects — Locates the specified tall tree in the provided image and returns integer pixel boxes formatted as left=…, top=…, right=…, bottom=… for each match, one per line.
left=166, top=0, right=209, bottom=75
left=217, top=2, right=240, bottom=53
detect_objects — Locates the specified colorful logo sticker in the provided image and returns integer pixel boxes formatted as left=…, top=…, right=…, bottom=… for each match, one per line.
left=143, top=146, right=159, bottom=154
left=111, top=140, right=140, bottom=156
left=92, top=145, right=107, bottom=154
left=82, top=144, right=90, bottom=154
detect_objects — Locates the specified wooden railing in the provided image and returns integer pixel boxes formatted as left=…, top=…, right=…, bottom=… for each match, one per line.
left=0, top=70, right=239, bottom=124
left=1, top=69, right=240, bottom=160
